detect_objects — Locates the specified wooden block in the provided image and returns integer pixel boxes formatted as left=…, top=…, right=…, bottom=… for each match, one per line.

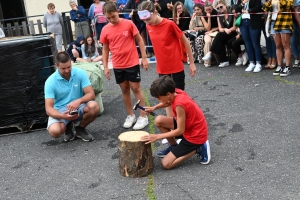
left=118, top=131, right=153, bottom=177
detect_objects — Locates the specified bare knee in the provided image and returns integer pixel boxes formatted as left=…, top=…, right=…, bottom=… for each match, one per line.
left=85, top=101, right=100, bottom=115
left=154, top=115, right=165, bottom=127
left=161, top=159, right=173, bottom=170
left=48, top=123, right=65, bottom=138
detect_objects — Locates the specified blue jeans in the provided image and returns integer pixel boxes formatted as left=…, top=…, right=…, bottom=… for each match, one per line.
left=95, top=22, right=106, bottom=40
left=240, top=19, right=262, bottom=63
left=290, top=22, right=300, bottom=58
left=264, top=31, right=276, bottom=58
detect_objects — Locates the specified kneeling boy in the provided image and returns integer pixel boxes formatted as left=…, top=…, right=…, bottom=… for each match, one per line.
left=141, top=76, right=211, bottom=169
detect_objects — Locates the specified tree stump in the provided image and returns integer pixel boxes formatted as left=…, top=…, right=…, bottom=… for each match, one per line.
left=118, top=131, right=154, bottom=177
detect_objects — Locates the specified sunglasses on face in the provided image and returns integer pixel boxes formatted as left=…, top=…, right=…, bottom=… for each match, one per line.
left=216, top=5, right=224, bottom=10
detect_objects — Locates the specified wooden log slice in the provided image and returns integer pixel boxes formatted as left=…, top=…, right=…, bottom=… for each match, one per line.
left=118, top=131, right=153, bottom=177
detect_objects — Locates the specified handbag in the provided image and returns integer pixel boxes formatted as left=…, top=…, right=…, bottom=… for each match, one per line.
left=234, top=15, right=242, bottom=27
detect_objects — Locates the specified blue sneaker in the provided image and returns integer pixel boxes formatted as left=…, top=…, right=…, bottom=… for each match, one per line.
left=196, top=140, right=211, bottom=165
left=156, top=144, right=177, bottom=158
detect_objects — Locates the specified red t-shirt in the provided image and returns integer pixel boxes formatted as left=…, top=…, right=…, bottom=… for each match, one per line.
left=100, top=19, right=139, bottom=69
left=146, top=18, right=184, bottom=74
left=172, top=89, right=208, bottom=144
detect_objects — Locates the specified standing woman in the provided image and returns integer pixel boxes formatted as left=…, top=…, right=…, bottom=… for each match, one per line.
left=173, top=2, right=191, bottom=62
left=43, top=3, right=63, bottom=52
left=263, top=0, right=294, bottom=76
left=237, top=0, right=264, bottom=72
left=138, top=1, right=196, bottom=157
left=88, top=0, right=107, bottom=40
left=69, top=0, right=90, bottom=38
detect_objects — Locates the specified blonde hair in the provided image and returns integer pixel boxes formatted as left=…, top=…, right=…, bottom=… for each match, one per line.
left=138, top=1, right=156, bottom=12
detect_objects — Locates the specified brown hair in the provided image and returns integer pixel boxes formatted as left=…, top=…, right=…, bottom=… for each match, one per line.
left=84, top=36, right=96, bottom=57
left=55, top=52, right=70, bottom=65
left=150, top=76, right=176, bottom=98
left=47, top=3, right=55, bottom=9
left=138, top=1, right=156, bottom=12
left=173, top=2, right=189, bottom=23
left=103, top=1, right=117, bottom=14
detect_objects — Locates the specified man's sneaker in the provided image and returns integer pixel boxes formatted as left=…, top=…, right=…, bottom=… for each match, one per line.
left=245, top=63, right=255, bottom=72
left=242, top=52, right=248, bottom=65
left=253, top=63, right=262, bottom=72
left=196, top=140, right=211, bottom=165
left=280, top=67, right=291, bottom=77
left=64, top=122, right=75, bottom=142
left=218, top=61, right=229, bottom=68
left=133, top=116, right=149, bottom=130
left=75, top=126, right=94, bottom=142
left=156, top=144, right=177, bottom=158
left=293, top=59, right=299, bottom=68
left=123, top=115, right=136, bottom=128
left=202, top=52, right=211, bottom=61
left=235, top=57, right=243, bottom=66
left=273, top=66, right=283, bottom=76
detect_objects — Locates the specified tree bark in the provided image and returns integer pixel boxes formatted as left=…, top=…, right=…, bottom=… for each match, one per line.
left=118, top=131, right=154, bottom=177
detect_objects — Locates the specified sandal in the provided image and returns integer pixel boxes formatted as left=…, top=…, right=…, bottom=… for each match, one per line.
left=265, top=63, right=271, bottom=69
left=270, top=64, right=277, bottom=69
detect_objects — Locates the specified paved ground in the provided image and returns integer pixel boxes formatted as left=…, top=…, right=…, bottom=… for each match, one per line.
left=1, top=61, right=300, bottom=200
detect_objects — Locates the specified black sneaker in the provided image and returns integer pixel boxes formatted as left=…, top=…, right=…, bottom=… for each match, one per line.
left=280, top=67, right=291, bottom=77
left=64, top=122, right=75, bottom=142
left=273, top=66, right=283, bottom=76
left=75, top=126, right=94, bottom=142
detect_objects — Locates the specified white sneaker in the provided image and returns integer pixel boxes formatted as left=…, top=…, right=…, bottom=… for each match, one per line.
left=235, top=57, right=243, bottom=66
left=245, top=63, right=255, bottom=72
left=253, top=63, right=262, bottom=72
left=133, top=116, right=148, bottom=130
left=202, top=52, right=211, bottom=61
left=242, top=52, right=248, bottom=66
left=218, top=61, right=229, bottom=67
left=293, top=59, right=299, bottom=68
left=123, top=115, right=136, bottom=128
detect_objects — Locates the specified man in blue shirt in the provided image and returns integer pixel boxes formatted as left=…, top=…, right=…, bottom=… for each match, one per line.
left=44, top=52, right=100, bottom=142
left=69, top=0, right=90, bottom=38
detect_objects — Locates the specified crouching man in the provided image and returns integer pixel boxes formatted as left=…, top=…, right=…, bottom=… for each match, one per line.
left=44, top=52, right=100, bottom=142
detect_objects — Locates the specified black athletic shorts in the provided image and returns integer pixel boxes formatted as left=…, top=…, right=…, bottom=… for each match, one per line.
left=171, top=137, right=203, bottom=158
left=159, top=70, right=185, bottom=90
left=113, top=65, right=141, bottom=84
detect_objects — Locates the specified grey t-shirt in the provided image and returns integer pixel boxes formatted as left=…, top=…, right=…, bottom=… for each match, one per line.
left=43, top=11, right=63, bottom=35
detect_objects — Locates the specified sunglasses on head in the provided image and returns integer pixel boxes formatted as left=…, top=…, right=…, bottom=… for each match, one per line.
left=216, top=5, right=224, bottom=10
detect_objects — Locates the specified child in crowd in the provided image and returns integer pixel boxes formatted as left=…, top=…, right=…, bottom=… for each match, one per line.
left=76, top=35, right=102, bottom=63
left=66, top=35, right=85, bottom=62
left=141, top=76, right=211, bottom=169
left=100, top=2, right=149, bottom=130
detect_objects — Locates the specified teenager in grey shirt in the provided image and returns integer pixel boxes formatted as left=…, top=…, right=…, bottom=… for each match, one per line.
left=43, top=3, right=63, bottom=51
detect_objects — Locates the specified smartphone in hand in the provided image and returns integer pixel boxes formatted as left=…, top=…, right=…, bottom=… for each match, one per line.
left=69, top=110, right=78, bottom=115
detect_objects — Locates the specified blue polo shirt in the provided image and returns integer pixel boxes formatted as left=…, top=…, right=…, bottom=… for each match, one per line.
left=44, top=67, right=91, bottom=110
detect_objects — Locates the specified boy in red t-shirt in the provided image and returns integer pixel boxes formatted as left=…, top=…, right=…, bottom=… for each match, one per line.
left=141, top=76, right=211, bottom=169
left=100, top=2, right=149, bottom=130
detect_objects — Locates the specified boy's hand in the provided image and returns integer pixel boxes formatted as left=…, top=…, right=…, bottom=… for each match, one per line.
left=189, top=63, right=196, bottom=77
left=141, top=134, right=159, bottom=144
left=144, top=106, right=155, bottom=115
left=104, top=68, right=111, bottom=80
left=141, top=58, right=149, bottom=71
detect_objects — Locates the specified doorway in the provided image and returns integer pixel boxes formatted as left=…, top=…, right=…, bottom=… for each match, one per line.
left=0, top=0, right=26, bottom=26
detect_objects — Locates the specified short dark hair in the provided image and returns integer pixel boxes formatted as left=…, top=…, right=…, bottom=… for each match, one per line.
left=150, top=76, right=176, bottom=98
left=55, top=52, right=70, bottom=65
left=103, top=1, right=117, bottom=14
left=194, top=4, right=204, bottom=11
